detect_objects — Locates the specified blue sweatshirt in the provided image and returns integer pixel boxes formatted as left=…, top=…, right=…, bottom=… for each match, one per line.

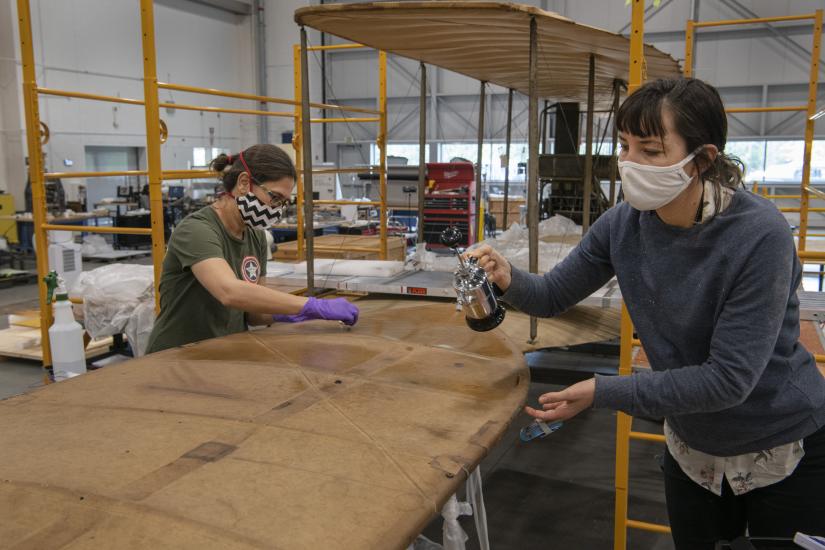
left=500, top=189, right=825, bottom=456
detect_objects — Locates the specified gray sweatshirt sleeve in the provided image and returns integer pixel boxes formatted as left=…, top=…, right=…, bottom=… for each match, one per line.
left=499, top=209, right=615, bottom=318
left=594, top=226, right=797, bottom=417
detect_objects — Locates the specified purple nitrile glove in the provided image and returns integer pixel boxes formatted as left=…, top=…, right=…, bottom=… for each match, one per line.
left=272, top=297, right=359, bottom=326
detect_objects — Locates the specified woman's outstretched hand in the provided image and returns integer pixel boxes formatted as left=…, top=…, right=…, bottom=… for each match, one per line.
left=525, top=378, right=596, bottom=422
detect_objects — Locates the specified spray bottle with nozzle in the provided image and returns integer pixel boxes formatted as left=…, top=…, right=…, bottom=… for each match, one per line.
left=440, top=226, right=506, bottom=332
left=45, top=270, right=86, bottom=381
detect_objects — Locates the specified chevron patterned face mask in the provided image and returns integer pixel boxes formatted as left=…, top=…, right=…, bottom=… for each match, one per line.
left=236, top=193, right=284, bottom=230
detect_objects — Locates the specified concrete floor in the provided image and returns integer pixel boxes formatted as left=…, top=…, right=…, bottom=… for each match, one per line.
left=0, top=279, right=50, bottom=399
left=0, top=253, right=154, bottom=400
left=418, top=361, right=675, bottom=550
left=0, top=359, right=44, bottom=399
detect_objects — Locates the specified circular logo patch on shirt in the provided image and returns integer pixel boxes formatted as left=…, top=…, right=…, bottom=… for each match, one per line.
left=241, top=256, right=260, bottom=283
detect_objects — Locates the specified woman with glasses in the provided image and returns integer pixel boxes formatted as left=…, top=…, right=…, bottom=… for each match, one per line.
left=145, top=144, right=359, bottom=353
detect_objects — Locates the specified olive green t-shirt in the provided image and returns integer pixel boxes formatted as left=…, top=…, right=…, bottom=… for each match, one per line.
left=145, top=206, right=268, bottom=353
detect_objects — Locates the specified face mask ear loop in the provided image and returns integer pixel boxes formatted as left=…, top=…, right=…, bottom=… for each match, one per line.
left=238, top=150, right=257, bottom=192
left=687, top=146, right=708, bottom=183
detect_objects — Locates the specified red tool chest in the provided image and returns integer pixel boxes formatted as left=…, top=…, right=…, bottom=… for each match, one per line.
left=423, top=162, right=476, bottom=248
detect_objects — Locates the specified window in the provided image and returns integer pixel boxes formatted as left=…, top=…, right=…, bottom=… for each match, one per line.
left=488, top=142, right=529, bottom=183
left=193, top=147, right=207, bottom=168
left=370, top=143, right=429, bottom=165
left=814, top=141, right=825, bottom=183
left=763, top=141, right=804, bottom=182
left=193, top=147, right=230, bottom=169
left=672, top=139, right=825, bottom=184
left=725, top=140, right=766, bottom=182
left=436, top=142, right=529, bottom=197
left=439, top=143, right=478, bottom=165
left=577, top=141, right=615, bottom=156
left=744, top=140, right=825, bottom=183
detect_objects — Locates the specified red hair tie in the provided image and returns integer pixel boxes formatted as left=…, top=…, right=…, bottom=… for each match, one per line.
left=238, top=150, right=255, bottom=187
left=226, top=154, right=234, bottom=165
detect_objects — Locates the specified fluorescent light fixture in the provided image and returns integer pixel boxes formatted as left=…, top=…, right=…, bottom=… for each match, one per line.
left=810, top=108, right=825, bottom=121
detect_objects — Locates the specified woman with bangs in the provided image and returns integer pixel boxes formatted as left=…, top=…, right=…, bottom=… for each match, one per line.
left=467, top=78, right=825, bottom=548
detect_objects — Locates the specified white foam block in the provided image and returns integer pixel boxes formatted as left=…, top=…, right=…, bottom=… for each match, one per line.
left=291, top=259, right=406, bottom=278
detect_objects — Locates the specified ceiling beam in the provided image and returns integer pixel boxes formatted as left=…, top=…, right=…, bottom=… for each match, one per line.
left=727, top=114, right=760, bottom=136
left=719, top=0, right=824, bottom=77
left=766, top=111, right=804, bottom=135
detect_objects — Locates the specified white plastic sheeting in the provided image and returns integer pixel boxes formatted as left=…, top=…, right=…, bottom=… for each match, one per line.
left=406, top=467, right=490, bottom=550
left=475, top=215, right=579, bottom=273
left=80, top=234, right=115, bottom=256
left=415, top=215, right=581, bottom=274
left=71, top=264, right=155, bottom=357
left=465, top=468, right=490, bottom=550
left=441, top=494, right=473, bottom=549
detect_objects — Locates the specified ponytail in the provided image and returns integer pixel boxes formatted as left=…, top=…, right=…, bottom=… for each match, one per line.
left=209, top=153, right=235, bottom=174
left=697, top=150, right=745, bottom=220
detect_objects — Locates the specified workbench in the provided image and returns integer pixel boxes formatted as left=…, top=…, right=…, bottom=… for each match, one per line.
left=265, top=261, right=621, bottom=308
left=272, top=234, right=407, bottom=262
left=266, top=261, right=825, bottom=355
left=82, top=250, right=151, bottom=263
left=4, top=213, right=111, bottom=253
left=94, top=200, right=139, bottom=217
left=269, top=221, right=341, bottom=243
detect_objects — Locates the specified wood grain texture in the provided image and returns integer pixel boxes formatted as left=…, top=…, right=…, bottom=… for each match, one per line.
left=273, top=234, right=407, bottom=261
left=0, top=300, right=527, bottom=549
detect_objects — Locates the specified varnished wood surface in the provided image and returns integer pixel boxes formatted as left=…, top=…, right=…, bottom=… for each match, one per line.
left=0, top=300, right=527, bottom=549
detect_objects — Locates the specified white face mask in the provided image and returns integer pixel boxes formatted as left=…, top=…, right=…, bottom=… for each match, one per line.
left=618, top=150, right=698, bottom=211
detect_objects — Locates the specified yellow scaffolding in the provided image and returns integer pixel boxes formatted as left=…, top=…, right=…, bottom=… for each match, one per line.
left=18, top=0, right=372, bottom=380
left=614, top=7, right=823, bottom=549
left=292, top=42, right=388, bottom=262
left=16, top=0, right=164, bottom=381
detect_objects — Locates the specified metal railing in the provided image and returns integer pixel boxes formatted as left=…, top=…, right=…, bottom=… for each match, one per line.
left=16, top=0, right=167, bottom=379
left=292, top=42, right=388, bottom=271
left=18, top=0, right=377, bottom=378
left=613, top=7, right=823, bottom=549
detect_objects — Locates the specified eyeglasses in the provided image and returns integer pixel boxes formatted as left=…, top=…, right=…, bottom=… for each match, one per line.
left=259, top=186, right=291, bottom=209
left=253, top=179, right=292, bottom=210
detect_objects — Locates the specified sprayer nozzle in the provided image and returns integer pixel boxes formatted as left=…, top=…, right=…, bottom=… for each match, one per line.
left=439, top=226, right=463, bottom=249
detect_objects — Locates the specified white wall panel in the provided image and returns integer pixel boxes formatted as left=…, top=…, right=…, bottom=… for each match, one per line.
left=0, top=0, right=256, bottom=207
